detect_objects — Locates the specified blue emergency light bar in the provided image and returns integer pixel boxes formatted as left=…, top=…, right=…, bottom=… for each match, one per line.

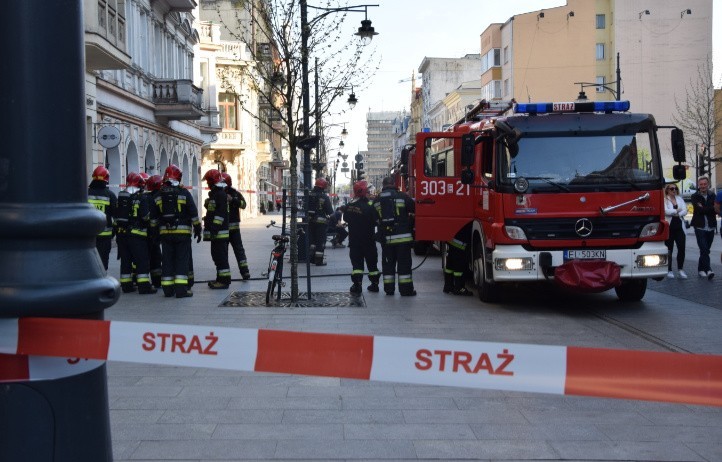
left=514, top=100, right=630, bottom=114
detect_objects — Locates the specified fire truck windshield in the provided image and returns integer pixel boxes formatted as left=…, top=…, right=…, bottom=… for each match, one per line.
left=499, top=130, right=660, bottom=192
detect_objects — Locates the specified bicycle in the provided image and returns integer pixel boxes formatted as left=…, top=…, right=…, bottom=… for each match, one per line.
left=264, top=220, right=297, bottom=305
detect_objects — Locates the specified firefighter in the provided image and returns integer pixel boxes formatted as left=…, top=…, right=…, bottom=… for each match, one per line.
left=152, top=164, right=202, bottom=298
left=222, top=172, right=251, bottom=280
left=203, top=169, right=231, bottom=289
left=87, top=165, right=117, bottom=271
left=443, top=223, right=473, bottom=296
left=145, top=174, right=164, bottom=288
left=345, top=181, right=380, bottom=294
left=116, top=172, right=156, bottom=294
left=373, top=176, right=416, bottom=296
left=308, top=177, right=334, bottom=265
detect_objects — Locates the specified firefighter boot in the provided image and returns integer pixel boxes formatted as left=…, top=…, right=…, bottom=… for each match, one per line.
left=443, top=271, right=454, bottom=294
left=175, top=286, right=193, bottom=298
left=452, top=276, right=473, bottom=296
left=208, top=280, right=230, bottom=290
left=239, top=261, right=251, bottom=280
left=350, top=283, right=362, bottom=294
left=138, top=283, right=158, bottom=295
left=367, top=275, right=380, bottom=292
left=121, top=283, right=136, bottom=294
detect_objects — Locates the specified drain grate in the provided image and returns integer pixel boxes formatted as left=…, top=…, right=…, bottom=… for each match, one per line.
left=219, top=291, right=365, bottom=308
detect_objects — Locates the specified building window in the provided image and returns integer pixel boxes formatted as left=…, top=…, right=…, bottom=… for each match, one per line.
left=503, top=79, right=510, bottom=97
left=596, top=14, right=606, bottom=29
left=481, top=48, right=501, bottom=74
left=596, top=43, right=605, bottom=60
left=219, top=93, right=237, bottom=129
left=596, top=76, right=606, bottom=93
left=503, top=46, right=509, bottom=64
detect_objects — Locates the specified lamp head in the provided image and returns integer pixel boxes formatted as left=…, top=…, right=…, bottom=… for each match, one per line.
left=355, top=19, right=378, bottom=45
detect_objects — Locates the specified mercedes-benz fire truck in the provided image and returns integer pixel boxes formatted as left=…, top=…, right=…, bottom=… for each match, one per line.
left=402, top=99, right=687, bottom=302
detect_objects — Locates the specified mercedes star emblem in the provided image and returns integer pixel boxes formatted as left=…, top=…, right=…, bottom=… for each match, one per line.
left=575, top=218, right=593, bottom=237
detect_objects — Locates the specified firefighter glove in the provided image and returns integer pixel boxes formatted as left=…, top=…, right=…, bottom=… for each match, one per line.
left=193, top=224, right=202, bottom=243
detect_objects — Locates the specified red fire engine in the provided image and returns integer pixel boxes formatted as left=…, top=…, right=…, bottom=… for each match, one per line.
left=401, top=99, right=687, bottom=302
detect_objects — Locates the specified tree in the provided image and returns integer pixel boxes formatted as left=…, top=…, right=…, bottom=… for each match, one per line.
left=209, top=0, right=378, bottom=301
left=673, top=58, right=722, bottom=180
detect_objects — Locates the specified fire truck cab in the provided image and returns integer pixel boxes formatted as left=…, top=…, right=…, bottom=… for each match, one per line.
left=411, top=100, right=687, bottom=302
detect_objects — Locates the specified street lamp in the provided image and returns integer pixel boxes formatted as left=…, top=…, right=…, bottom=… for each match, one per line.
left=300, top=1, right=379, bottom=192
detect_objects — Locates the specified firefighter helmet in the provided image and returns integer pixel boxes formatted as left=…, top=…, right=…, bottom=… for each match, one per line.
left=126, top=172, right=144, bottom=188
left=146, top=174, right=163, bottom=192
left=163, top=164, right=182, bottom=182
left=92, top=166, right=110, bottom=183
left=139, top=172, right=150, bottom=181
left=221, top=172, right=232, bottom=187
left=315, top=177, right=328, bottom=190
left=353, top=180, right=368, bottom=198
left=203, top=169, right=223, bottom=186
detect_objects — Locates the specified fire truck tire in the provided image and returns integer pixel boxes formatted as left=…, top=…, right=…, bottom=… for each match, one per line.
left=614, top=278, right=647, bottom=302
left=473, top=247, right=501, bottom=303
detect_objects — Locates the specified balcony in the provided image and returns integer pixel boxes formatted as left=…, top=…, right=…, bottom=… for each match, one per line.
left=84, top=0, right=131, bottom=71
left=209, top=131, right=244, bottom=150
left=199, top=107, right=222, bottom=134
left=166, top=0, right=197, bottom=13
left=152, top=79, right=205, bottom=121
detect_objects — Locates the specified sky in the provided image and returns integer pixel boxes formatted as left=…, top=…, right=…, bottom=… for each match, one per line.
left=329, top=0, right=721, bottom=157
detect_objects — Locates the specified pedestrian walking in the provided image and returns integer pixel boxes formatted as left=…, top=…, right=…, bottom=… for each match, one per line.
left=664, top=184, right=687, bottom=279
left=308, top=177, right=334, bottom=265
left=203, top=169, right=231, bottom=289
left=87, top=165, right=117, bottom=271
left=690, top=176, right=716, bottom=280
left=345, top=181, right=380, bottom=294
left=374, top=176, right=416, bottom=296
left=152, top=164, right=202, bottom=298
left=223, top=172, right=251, bottom=280
left=116, top=172, right=156, bottom=294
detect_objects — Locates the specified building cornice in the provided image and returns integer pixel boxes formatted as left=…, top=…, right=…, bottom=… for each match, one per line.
left=97, top=103, right=203, bottom=146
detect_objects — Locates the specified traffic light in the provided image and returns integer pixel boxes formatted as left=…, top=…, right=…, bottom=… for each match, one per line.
left=357, top=169, right=365, bottom=180
left=699, top=155, right=708, bottom=177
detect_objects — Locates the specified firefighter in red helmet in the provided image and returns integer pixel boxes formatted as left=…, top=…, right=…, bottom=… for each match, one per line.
left=115, top=172, right=156, bottom=294
left=145, top=174, right=164, bottom=288
left=150, top=164, right=202, bottom=298
left=222, top=172, right=251, bottom=280
left=203, top=169, right=231, bottom=289
left=307, top=177, right=334, bottom=265
left=87, top=165, right=117, bottom=271
left=344, top=180, right=380, bottom=294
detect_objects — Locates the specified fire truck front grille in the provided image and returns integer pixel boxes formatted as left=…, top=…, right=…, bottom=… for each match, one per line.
left=506, top=216, right=658, bottom=240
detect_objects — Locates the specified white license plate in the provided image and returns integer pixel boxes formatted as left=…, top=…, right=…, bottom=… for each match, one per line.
left=564, top=249, right=606, bottom=260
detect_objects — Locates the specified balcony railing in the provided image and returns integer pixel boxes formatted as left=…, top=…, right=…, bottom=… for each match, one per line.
left=152, top=79, right=204, bottom=121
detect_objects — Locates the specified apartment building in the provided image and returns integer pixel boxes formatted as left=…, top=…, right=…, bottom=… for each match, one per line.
left=84, top=0, right=204, bottom=206
left=365, top=111, right=403, bottom=187
left=480, top=0, right=712, bottom=173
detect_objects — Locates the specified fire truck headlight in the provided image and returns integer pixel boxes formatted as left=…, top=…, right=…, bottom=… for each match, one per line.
left=495, top=257, right=534, bottom=271
left=636, top=254, right=667, bottom=268
left=504, top=226, right=527, bottom=240
left=639, top=223, right=661, bottom=237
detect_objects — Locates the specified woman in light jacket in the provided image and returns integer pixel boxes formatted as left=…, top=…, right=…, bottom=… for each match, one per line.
left=664, top=184, right=687, bottom=279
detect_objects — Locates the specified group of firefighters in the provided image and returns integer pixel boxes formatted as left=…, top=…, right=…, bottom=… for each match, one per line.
left=88, top=164, right=250, bottom=299
left=89, top=164, right=467, bottom=299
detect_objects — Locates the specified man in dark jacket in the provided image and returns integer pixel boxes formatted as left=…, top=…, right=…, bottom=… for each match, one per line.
left=223, top=172, right=251, bottom=280
left=690, top=176, right=717, bottom=280
left=345, top=181, right=380, bottom=293
left=87, top=166, right=116, bottom=271
left=373, top=176, right=416, bottom=296
left=308, top=177, right=334, bottom=265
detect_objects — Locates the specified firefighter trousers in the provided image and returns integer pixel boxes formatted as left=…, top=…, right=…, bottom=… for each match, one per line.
left=229, top=229, right=250, bottom=277
left=350, top=240, right=380, bottom=285
left=210, top=238, right=231, bottom=284
left=96, top=236, right=112, bottom=271
left=120, top=234, right=152, bottom=292
left=444, top=242, right=467, bottom=292
left=160, top=235, right=191, bottom=297
left=381, top=242, right=414, bottom=295
left=309, top=222, right=328, bottom=265
left=148, top=237, right=162, bottom=287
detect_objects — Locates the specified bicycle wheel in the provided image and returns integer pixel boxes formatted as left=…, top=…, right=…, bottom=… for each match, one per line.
left=265, top=279, right=277, bottom=305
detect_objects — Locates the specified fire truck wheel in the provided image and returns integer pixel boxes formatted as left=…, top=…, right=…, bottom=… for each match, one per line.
left=614, top=278, right=647, bottom=302
left=473, top=248, right=501, bottom=303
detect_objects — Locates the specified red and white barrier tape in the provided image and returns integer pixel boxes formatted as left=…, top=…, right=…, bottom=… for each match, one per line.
left=1, top=318, right=720, bottom=407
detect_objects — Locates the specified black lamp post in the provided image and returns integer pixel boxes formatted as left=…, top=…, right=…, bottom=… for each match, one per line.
left=300, top=1, right=379, bottom=191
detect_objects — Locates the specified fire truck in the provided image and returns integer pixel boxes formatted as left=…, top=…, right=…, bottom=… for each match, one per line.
left=401, top=99, right=687, bottom=302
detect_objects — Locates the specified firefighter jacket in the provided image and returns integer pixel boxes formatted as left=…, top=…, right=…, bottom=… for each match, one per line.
left=88, top=180, right=117, bottom=238
left=115, top=189, right=151, bottom=237
left=203, top=187, right=229, bottom=240
left=151, top=184, right=201, bottom=236
left=308, top=186, right=333, bottom=224
left=344, top=197, right=377, bottom=247
left=227, top=187, right=247, bottom=231
left=373, top=187, right=415, bottom=245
